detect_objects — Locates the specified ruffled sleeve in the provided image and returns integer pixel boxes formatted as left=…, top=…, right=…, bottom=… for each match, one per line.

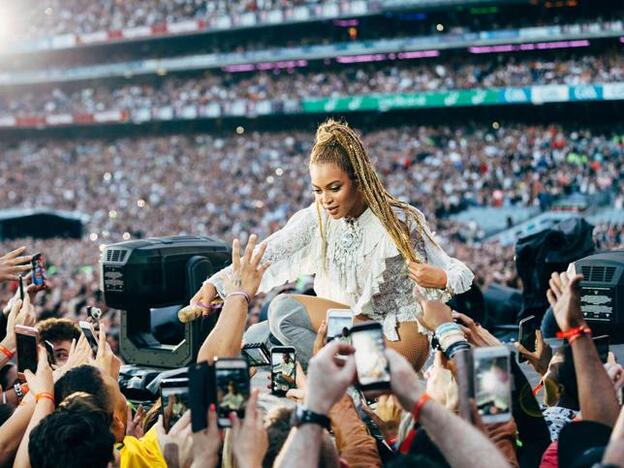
left=206, top=204, right=319, bottom=297
left=411, top=209, right=475, bottom=302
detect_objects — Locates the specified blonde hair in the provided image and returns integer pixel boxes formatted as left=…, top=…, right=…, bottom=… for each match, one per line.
left=309, top=119, right=436, bottom=264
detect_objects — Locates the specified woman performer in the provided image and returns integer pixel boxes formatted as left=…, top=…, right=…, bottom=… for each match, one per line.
left=191, top=119, right=474, bottom=370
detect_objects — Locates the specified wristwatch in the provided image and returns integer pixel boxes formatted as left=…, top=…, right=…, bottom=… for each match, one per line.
left=290, top=404, right=331, bottom=430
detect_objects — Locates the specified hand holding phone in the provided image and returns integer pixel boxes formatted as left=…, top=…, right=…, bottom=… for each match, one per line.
left=16, top=325, right=39, bottom=379
left=31, top=253, right=47, bottom=289
left=271, top=347, right=296, bottom=397
left=79, top=321, right=99, bottom=355
left=214, top=358, right=250, bottom=427
left=326, top=309, right=353, bottom=342
left=473, top=346, right=512, bottom=424
left=517, top=315, right=538, bottom=364
left=351, top=322, right=391, bottom=392
left=160, top=378, right=190, bottom=433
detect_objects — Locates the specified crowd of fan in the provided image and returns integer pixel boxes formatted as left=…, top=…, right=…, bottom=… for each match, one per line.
left=1, top=52, right=622, bottom=118
left=0, top=123, right=622, bottom=322
left=0, top=218, right=624, bottom=467
left=13, top=0, right=320, bottom=40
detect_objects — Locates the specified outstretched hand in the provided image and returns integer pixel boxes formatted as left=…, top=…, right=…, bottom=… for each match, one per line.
left=223, top=234, right=270, bottom=298
left=0, top=247, right=32, bottom=283
left=514, top=330, right=552, bottom=376
left=546, top=272, right=585, bottom=332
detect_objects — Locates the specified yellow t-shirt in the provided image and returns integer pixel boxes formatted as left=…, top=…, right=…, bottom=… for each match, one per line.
left=119, top=426, right=166, bottom=468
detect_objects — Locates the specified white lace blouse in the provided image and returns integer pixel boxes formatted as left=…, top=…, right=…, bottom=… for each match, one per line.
left=207, top=204, right=474, bottom=341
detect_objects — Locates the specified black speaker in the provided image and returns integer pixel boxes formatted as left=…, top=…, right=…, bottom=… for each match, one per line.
left=100, top=235, right=230, bottom=368
left=575, top=250, right=624, bottom=340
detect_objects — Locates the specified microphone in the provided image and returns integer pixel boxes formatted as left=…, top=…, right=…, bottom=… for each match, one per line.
left=177, top=304, right=205, bottom=323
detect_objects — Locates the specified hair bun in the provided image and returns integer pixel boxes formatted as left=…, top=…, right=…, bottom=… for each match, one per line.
left=315, top=118, right=346, bottom=146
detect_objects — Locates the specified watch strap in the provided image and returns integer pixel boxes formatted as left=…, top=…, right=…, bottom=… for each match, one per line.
left=292, top=404, right=331, bottom=430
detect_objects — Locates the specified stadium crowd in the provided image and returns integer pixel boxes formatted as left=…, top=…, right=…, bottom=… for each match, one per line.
left=1, top=52, right=622, bottom=118
left=0, top=216, right=624, bottom=467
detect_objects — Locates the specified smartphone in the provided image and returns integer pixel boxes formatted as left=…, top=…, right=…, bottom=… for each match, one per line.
left=454, top=348, right=475, bottom=422
left=43, top=340, right=56, bottom=366
left=350, top=321, right=391, bottom=391
left=214, top=358, right=250, bottom=427
left=473, top=346, right=512, bottom=424
left=517, top=315, right=539, bottom=363
left=18, top=275, right=24, bottom=301
left=160, top=378, right=190, bottom=433
left=79, top=321, right=99, bottom=355
left=189, top=362, right=213, bottom=432
left=16, top=325, right=39, bottom=377
left=241, top=342, right=270, bottom=367
left=31, top=253, right=46, bottom=288
left=271, top=346, right=296, bottom=397
left=326, top=309, right=353, bottom=342
left=594, top=335, right=609, bottom=364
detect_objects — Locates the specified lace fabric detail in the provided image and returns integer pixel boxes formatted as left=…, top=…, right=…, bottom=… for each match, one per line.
left=207, top=204, right=474, bottom=341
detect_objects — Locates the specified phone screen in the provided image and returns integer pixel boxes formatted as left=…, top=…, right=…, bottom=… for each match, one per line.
left=474, top=350, right=512, bottom=423
left=44, top=340, right=56, bottom=366
left=215, top=362, right=250, bottom=426
left=518, top=315, right=538, bottom=363
left=80, top=323, right=99, bottom=355
left=271, top=349, right=296, bottom=396
left=327, top=315, right=353, bottom=340
left=352, top=325, right=391, bottom=388
left=161, top=379, right=190, bottom=433
left=16, top=332, right=38, bottom=374
left=31, top=254, right=46, bottom=287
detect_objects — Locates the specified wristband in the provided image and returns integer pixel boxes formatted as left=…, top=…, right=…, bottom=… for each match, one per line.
left=0, top=344, right=14, bottom=359
left=411, top=393, right=432, bottom=424
left=556, top=325, right=592, bottom=343
left=14, top=382, right=27, bottom=399
left=444, top=340, right=471, bottom=360
left=435, top=322, right=462, bottom=336
left=35, top=392, right=55, bottom=405
left=226, top=291, right=251, bottom=304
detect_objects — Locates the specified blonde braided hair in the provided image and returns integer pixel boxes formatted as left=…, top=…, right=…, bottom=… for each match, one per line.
left=310, top=119, right=437, bottom=264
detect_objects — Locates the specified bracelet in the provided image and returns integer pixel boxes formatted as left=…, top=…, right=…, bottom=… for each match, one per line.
left=13, top=382, right=27, bottom=399
left=438, top=331, right=466, bottom=351
left=444, top=340, right=471, bottom=360
left=435, top=322, right=462, bottom=336
left=556, top=325, right=592, bottom=343
left=226, top=291, right=251, bottom=304
left=35, top=392, right=55, bottom=405
left=0, top=344, right=14, bottom=359
left=411, top=393, right=432, bottom=424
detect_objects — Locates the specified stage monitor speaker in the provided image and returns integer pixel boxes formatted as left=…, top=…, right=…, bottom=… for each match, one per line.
left=574, top=250, right=624, bottom=341
left=100, top=235, right=230, bottom=368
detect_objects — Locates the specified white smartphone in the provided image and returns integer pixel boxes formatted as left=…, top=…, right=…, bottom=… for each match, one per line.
left=473, top=346, right=512, bottom=424
left=326, top=309, right=353, bottom=341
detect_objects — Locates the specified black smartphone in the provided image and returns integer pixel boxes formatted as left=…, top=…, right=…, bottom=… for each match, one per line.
left=18, top=275, right=24, bottom=301
left=16, top=325, right=39, bottom=378
left=594, top=335, right=609, bottom=364
left=454, top=348, right=475, bottom=422
left=350, top=321, right=391, bottom=392
left=43, top=340, right=56, bottom=367
left=517, top=315, right=539, bottom=363
left=214, top=358, right=250, bottom=427
left=241, top=342, right=270, bottom=367
left=31, top=253, right=46, bottom=288
left=271, top=346, right=296, bottom=397
left=160, top=378, right=190, bottom=433
left=189, top=362, right=214, bottom=432
left=79, top=321, right=99, bottom=355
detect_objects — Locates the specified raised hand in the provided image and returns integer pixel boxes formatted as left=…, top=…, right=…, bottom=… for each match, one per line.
left=0, top=247, right=32, bottom=283
left=546, top=272, right=585, bottom=332
left=230, top=389, right=268, bottom=468
left=514, top=330, right=552, bottom=376
left=223, top=235, right=270, bottom=298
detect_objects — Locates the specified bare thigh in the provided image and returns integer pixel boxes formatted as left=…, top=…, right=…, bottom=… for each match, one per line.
left=288, top=294, right=430, bottom=371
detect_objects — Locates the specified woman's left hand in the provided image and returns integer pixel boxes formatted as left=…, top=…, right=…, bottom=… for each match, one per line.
left=407, top=262, right=448, bottom=289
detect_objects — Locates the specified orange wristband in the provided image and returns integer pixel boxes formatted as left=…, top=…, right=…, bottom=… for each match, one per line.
left=556, top=325, right=592, bottom=344
left=35, top=392, right=55, bottom=405
left=411, top=393, right=432, bottom=424
left=0, top=344, right=14, bottom=359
